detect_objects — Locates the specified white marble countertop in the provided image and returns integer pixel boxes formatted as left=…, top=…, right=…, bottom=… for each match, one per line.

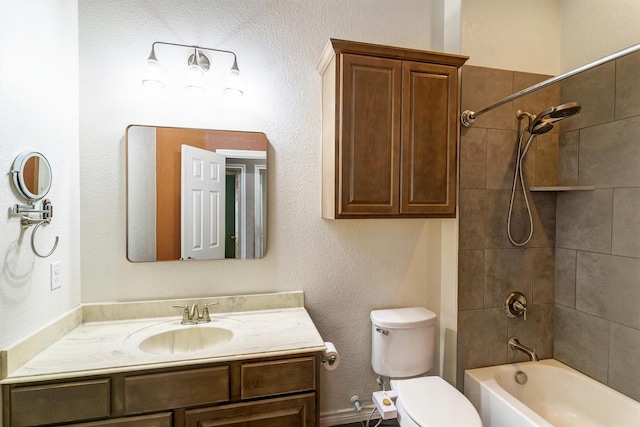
left=1, top=293, right=326, bottom=384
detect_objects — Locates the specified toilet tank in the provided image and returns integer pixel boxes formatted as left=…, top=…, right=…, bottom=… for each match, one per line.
left=371, top=307, right=437, bottom=378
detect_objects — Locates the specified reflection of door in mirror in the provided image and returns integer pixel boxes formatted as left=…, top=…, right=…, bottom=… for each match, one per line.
left=255, top=166, right=267, bottom=258
left=225, top=171, right=238, bottom=258
left=126, top=125, right=268, bottom=262
left=181, top=145, right=226, bottom=260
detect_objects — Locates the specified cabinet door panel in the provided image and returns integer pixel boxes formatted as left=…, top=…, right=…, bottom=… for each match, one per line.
left=401, top=61, right=458, bottom=215
left=124, top=366, right=229, bottom=414
left=241, top=356, right=315, bottom=399
left=10, top=378, right=110, bottom=427
left=339, top=54, right=401, bottom=215
left=69, top=412, right=172, bottom=427
left=185, top=393, right=315, bottom=427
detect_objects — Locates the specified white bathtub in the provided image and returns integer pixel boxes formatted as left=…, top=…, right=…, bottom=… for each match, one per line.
left=464, top=359, right=640, bottom=427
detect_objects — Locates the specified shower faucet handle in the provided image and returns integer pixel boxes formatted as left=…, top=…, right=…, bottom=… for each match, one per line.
left=505, top=292, right=528, bottom=320
left=513, top=300, right=527, bottom=320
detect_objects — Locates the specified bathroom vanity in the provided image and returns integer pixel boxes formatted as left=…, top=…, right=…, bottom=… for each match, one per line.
left=1, top=292, right=325, bottom=427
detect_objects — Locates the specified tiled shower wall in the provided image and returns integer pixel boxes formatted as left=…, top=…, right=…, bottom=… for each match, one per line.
left=457, top=52, right=640, bottom=402
left=554, top=50, right=640, bottom=401
left=457, top=66, right=560, bottom=386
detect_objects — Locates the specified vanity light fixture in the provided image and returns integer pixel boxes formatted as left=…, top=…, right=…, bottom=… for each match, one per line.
left=142, top=41, right=245, bottom=96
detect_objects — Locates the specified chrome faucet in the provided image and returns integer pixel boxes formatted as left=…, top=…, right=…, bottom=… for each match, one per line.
left=173, top=302, right=219, bottom=324
left=508, top=337, right=539, bottom=361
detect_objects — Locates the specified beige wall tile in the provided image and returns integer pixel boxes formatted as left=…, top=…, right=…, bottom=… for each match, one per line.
left=612, top=188, right=640, bottom=258
left=460, top=127, right=487, bottom=189
left=556, top=190, right=613, bottom=253
left=560, top=62, right=615, bottom=132
left=615, top=50, right=640, bottom=120
left=609, top=323, right=640, bottom=400
left=555, top=248, right=577, bottom=308
left=461, top=65, right=513, bottom=130
left=579, top=115, right=640, bottom=187
left=554, top=305, right=610, bottom=383
left=576, top=252, right=640, bottom=329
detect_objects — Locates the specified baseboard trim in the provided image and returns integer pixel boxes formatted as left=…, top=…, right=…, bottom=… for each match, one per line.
left=320, top=406, right=380, bottom=427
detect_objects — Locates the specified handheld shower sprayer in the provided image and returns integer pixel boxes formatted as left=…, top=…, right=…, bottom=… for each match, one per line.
left=528, top=102, right=581, bottom=136
left=507, top=102, right=581, bottom=246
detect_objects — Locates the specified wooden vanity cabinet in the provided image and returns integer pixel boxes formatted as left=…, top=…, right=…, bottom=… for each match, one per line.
left=318, top=39, right=468, bottom=219
left=2, top=354, right=319, bottom=427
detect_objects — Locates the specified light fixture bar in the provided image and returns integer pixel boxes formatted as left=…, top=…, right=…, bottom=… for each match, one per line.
left=149, top=41, right=239, bottom=65
left=142, top=41, right=244, bottom=96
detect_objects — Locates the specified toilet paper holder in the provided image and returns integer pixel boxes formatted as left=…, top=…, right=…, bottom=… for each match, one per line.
left=321, top=341, right=339, bottom=370
left=323, top=354, right=337, bottom=366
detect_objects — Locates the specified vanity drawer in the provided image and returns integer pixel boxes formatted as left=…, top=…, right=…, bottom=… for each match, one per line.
left=69, top=412, right=172, bottom=427
left=10, top=378, right=111, bottom=427
left=124, top=366, right=229, bottom=414
left=241, top=356, right=316, bottom=399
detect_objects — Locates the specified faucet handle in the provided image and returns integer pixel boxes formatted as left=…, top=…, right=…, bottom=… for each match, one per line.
left=173, top=305, right=190, bottom=323
left=513, top=301, right=527, bottom=320
left=505, top=292, right=528, bottom=320
left=202, top=302, right=219, bottom=322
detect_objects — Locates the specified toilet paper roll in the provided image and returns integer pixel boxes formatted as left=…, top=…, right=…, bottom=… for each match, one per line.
left=322, top=341, right=340, bottom=370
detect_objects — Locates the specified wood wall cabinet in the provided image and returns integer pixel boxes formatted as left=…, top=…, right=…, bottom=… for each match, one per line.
left=2, top=354, right=318, bottom=427
left=318, top=39, right=468, bottom=219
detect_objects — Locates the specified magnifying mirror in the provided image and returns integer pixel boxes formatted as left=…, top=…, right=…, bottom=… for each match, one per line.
left=11, top=151, right=52, bottom=202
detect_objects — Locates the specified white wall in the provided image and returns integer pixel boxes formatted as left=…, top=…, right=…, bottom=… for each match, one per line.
left=561, top=0, right=640, bottom=71
left=460, top=0, right=640, bottom=75
left=461, top=0, right=562, bottom=75
left=78, top=0, right=443, bottom=416
left=0, top=0, right=81, bottom=349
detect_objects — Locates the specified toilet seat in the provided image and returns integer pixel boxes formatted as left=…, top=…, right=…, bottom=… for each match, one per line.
left=391, top=376, right=482, bottom=427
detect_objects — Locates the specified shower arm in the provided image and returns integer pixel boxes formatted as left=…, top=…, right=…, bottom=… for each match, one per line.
left=461, top=42, right=640, bottom=127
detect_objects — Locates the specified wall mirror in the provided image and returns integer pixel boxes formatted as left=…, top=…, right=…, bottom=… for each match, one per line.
left=126, top=125, right=267, bottom=262
left=11, top=151, right=53, bottom=202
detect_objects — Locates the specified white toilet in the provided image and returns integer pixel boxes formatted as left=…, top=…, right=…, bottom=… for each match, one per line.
left=371, top=307, right=482, bottom=427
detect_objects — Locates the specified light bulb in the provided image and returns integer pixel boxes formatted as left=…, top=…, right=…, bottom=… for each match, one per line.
left=184, top=63, right=206, bottom=92
left=142, top=58, right=166, bottom=89
left=223, top=67, right=245, bottom=97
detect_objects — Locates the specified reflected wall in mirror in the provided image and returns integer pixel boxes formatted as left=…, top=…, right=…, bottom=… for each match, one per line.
left=126, top=125, right=267, bottom=262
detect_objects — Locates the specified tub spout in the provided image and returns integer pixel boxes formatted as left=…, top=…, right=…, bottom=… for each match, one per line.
left=508, top=337, right=539, bottom=361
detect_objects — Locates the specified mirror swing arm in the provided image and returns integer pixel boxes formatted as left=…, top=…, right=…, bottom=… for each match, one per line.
left=10, top=152, right=59, bottom=258
left=11, top=199, right=59, bottom=258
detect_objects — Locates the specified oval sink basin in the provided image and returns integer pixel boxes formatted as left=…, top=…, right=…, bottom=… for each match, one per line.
left=139, top=326, right=233, bottom=355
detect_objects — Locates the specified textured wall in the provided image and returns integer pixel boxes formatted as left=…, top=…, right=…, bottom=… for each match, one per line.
left=0, top=0, right=81, bottom=349
left=461, top=0, right=562, bottom=75
left=554, top=50, right=640, bottom=401
left=457, top=65, right=559, bottom=387
left=77, top=0, right=448, bottom=417
left=560, top=0, right=640, bottom=71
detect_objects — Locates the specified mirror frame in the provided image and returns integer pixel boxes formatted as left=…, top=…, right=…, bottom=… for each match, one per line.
left=11, top=151, right=52, bottom=202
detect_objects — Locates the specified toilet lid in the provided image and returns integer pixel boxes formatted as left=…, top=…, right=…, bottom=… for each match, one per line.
left=392, top=377, right=482, bottom=427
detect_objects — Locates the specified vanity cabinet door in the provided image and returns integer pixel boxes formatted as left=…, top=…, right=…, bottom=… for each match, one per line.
left=124, top=366, right=229, bottom=414
left=68, top=412, right=172, bottom=427
left=240, top=356, right=316, bottom=399
left=9, top=378, right=111, bottom=427
left=184, top=393, right=315, bottom=427
left=335, top=53, right=402, bottom=216
left=400, top=60, right=459, bottom=216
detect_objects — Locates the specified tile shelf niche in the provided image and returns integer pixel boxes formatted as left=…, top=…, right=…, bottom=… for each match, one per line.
left=529, top=186, right=596, bottom=191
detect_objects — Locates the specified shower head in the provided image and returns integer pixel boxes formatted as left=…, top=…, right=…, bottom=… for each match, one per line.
left=530, top=120, right=554, bottom=135
left=528, top=102, right=581, bottom=134
left=548, top=102, right=582, bottom=119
